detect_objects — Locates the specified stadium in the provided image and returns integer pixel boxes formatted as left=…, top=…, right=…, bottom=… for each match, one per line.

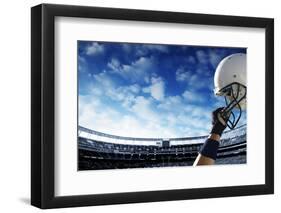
left=78, top=124, right=246, bottom=170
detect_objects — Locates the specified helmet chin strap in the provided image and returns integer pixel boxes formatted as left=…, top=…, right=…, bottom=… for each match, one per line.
left=218, top=83, right=246, bottom=130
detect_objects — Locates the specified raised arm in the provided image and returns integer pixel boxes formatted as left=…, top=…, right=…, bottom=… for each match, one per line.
left=193, top=108, right=227, bottom=166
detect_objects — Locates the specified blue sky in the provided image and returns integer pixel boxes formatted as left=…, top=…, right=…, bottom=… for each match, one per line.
left=78, top=41, right=246, bottom=138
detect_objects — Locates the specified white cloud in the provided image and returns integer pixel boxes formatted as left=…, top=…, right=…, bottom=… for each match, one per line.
left=136, top=44, right=169, bottom=56
left=89, top=86, right=103, bottom=96
left=78, top=56, right=87, bottom=72
left=79, top=95, right=179, bottom=138
left=189, top=107, right=210, bottom=120
left=78, top=44, right=233, bottom=138
left=209, top=52, right=221, bottom=69
left=112, top=85, right=141, bottom=108
left=157, top=99, right=210, bottom=137
left=107, top=58, right=121, bottom=71
left=85, top=42, right=104, bottom=55
left=196, top=50, right=208, bottom=65
left=186, top=55, right=196, bottom=64
left=156, top=93, right=213, bottom=136
left=175, top=65, right=210, bottom=90
left=175, top=67, right=191, bottom=82
left=121, top=44, right=132, bottom=53
left=90, top=71, right=142, bottom=109
left=143, top=76, right=165, bottom=101
left=131, top=96, right=157, bottom=121
left=178, top=118, right=211, bottom=136
left=209, top=49, right=227, bottom=69
left=195, top=49, right=227, bottom=70
left=93, top=71, right=114, bottom=88
left=79, top=91, right=213, bottom=138
left=142, top=87, right=150, bottom=94
left=144, top=44, right=169, bottom=53
left=175, top=109, right=211, bottom=134
left=151, top=78, right=165, bottom=101
left=79, top=95, right=127, bottom=135
left=107, top=56, right=154, bottom=83
left=157, top=95, right=183, bottom=111
left=189, top=74, right=198, bottom=85
left=182, top=90, right=204, bottom=103
left=80, top=62, right=214, bottom=138
left=127, top=84, right=141, bottom=94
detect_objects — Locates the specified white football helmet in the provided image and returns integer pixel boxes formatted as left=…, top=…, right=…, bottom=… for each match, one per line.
left=214, top=53, right=247, bottom=129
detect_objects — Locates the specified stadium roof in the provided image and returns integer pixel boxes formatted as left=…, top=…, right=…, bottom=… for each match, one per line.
left=78, top=124, right=246, bottom=145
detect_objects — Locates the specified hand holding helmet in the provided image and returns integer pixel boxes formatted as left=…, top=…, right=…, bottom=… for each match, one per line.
left=194, top=53, right=247, bottom=166
left=210, top=107, right=229, bottom=136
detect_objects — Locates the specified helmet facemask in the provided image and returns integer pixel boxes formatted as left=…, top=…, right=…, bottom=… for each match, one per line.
left=217, top=82, right=246, bottom=130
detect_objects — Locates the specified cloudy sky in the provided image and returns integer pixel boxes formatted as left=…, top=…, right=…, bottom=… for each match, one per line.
left=78, top=41, right=246, bottom=138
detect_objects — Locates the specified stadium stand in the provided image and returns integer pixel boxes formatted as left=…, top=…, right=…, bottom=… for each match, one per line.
left=78, top=125, right=247, bottom=170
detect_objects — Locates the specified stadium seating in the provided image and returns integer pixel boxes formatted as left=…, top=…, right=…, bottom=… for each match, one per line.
left=78, top=125, right=247, bottom=170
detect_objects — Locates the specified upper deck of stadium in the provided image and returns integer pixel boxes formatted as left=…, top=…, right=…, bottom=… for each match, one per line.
left=78, top=124, right=246, bottom=146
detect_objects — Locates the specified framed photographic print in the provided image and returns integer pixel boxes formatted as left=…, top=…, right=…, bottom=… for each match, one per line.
left=31, top=3, right=274, bottom=209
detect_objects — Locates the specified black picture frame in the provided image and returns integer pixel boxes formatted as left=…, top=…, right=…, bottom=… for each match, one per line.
left=31, top=3, right=274, bottom=209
